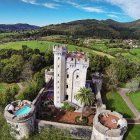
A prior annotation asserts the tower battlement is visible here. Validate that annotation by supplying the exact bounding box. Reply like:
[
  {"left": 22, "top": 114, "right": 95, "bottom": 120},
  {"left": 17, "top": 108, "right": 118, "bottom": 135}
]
[
  {"left": 91, "top": 110, "right": 127, "bottom": 140},
  {"left": 66, "top": 52, "right": 89, "bottom": 65},
  {"left": 53, "top": 44, "right": 67, "bottom": 54}
]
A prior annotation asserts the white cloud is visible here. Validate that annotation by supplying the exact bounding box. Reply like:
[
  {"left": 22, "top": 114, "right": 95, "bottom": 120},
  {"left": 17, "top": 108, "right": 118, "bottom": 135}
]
[
  {"left": 66, "top": 1, "right": 104, "bottom": 13},
  {"left": 82, "top": 7, "right": 104, "bottom": 13},
  {"left": 21, "top": 0, "right": 59, "bottom": 9},
  {"left": 43, "top": 3, "right": 59, "bottom": 9},
  {"left": 108, "top": 14, "right": 119, "bottom": 18},
  {"left": 105, "top": 0, "right": 140, "bottom": 19},
  {"left": 21, "top": 0, "right": 37, "bottom": 5}
]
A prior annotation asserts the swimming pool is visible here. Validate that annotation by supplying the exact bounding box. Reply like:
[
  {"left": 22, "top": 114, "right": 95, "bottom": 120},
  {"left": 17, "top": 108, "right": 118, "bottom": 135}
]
[{"left": 15, "top": 105, "right": 31, "bottom": 116}]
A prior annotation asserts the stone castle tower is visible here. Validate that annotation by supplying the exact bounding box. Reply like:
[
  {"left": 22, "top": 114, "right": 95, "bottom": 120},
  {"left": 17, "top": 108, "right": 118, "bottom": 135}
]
[
  {"left": 91, "top": 110, "right": 127, "bottom": 140},
  {"left": 53, "top": 45, "right": 89, "bottom": 107},
  {"left": 4, "top": 100, "right": 35, "bottom": 140}
]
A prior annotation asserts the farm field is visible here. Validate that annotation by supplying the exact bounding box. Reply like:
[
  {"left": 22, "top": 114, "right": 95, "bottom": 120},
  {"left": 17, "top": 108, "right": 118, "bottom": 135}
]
[
  {"left": 0, "top": 39, "right": 140, "bottom": 62},
  {"left": 130, "top": 48, "right": 140, "bottom": 57},
  {"left": 122, "top": 52, "right": 140, "bottom": 63},
  {"left": 0, "top": 40, "right": 114, "bottom": 58},
  {"left": 90, "top": 42, "right": 140, "bottom": 63},
  {"left": 127, "top": 91, "right": 140, "bottom": 112},
  {"left": 102, "top": 91, "right": 135, "bottom": 118}
]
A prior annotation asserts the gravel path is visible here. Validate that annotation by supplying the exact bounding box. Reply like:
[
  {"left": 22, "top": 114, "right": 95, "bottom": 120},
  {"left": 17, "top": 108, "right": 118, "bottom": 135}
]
[{"left": 117, "top": 88, "right": 140, "bottom": 120}]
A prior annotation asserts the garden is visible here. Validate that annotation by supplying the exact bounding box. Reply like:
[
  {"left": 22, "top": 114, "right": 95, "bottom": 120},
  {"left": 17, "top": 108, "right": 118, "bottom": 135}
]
[{"left": 38, "top": 88, "right": 96, "bottom": 126}]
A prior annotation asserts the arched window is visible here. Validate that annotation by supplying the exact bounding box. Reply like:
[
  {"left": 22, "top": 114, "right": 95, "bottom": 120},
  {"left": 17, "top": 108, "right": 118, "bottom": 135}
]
[{"left": 76, "top": 75, "right": 79, "bottom": 79}]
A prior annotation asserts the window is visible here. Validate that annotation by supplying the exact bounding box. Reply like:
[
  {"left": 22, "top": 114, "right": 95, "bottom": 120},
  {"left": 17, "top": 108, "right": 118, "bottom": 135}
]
[
  {"left": 76, "top": 75, "right": 79, "bottom": 79},
  {"left": 58, "top": 74, "right": 59, "bottom": 76},
  {"left": 58, "top": 57, "right": 60, "bottom": 60},
  {"left": 66, "top": 85, "right": 68, "bottom": 88},
  {"left": 57, "top": 81, "right": 59, "bottom": 83},
  {"left": 71, "top": 58, "right": 73, "bottom": 61},
  {"left": 65, "top": 95, "right": 68, "bottom": 100},
  {"left": 67, "top": 74, "right": 69, "bottom": 78},
  {"left": 58, "top": 65, "right": 59, "bottom": 68}
]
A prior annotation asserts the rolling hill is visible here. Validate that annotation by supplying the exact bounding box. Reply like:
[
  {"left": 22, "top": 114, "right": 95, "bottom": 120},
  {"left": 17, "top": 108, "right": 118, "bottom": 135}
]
[
  {"left": 0, "top": 23, "right": 39, "bottom": 31},
  {"left": 37, "top": 19, "right": 140, "bottom": 39},
  {"left": 0, "top": 19, "right": 140, "bottom": 39}
]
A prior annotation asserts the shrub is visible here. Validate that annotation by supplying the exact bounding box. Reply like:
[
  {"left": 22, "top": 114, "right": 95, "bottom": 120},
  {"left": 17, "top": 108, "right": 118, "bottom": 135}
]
[{"left": 62, "top": 102, "right": 75, "bottom": 111}]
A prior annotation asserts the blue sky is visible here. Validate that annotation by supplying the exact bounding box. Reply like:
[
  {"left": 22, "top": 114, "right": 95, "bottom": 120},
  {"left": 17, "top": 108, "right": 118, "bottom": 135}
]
[{"left": 0, "top": 0, "right": 139, "bottom": 26}]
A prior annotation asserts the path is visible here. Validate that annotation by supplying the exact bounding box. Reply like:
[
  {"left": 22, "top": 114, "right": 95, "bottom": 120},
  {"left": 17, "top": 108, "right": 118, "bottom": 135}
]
[
  {"left": 117, "top": 88, "right": 140, "bottom": 120},
  {"left": 15, "top": 83, "right": 24, "bottom": 98}
]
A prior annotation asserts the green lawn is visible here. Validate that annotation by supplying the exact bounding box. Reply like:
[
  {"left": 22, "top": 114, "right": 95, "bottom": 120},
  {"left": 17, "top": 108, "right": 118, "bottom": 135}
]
[
  {"left": 0, "top": 40, "right": 55, "bottom": 51},
  {"left": 124, "top": 125, "right": 140, "bottom": 140},
  {"left": 127, "top": 91, "right": 140, "bottom": 112},
  {"left": 102, "top": 91, "right": 135, "bottom": 118}
]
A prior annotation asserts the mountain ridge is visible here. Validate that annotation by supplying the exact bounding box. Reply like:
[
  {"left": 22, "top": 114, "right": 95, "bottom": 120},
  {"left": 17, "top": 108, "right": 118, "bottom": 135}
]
[
  {"left": 38, "top": 19, "right": 140, "bottom": 39},
  {"left": 0, "top": 23, "right": 39, "bottom": 31}
]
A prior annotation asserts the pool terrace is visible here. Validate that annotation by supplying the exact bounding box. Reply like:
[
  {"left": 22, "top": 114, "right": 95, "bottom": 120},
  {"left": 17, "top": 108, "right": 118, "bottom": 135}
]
[{"left": 4, "top": 100, "right": 35, "bottom": 122}]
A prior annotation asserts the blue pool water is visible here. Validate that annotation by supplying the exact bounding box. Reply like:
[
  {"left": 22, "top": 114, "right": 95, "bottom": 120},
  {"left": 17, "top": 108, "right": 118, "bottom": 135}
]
[{"left": 15, "top": 105, "right": 31, "bottom": 116}]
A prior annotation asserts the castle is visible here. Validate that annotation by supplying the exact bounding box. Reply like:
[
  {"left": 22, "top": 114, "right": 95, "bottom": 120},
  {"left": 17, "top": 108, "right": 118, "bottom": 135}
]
[
  {"left": 53, "top": 45, "right": 89, "bottom": 107},
  {"left": 4, "top": 45, "right": 127, "bottom": 140}
]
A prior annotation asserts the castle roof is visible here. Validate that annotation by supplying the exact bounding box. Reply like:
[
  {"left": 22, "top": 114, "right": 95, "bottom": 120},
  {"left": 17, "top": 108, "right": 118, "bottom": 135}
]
[{"left": 66, "top": 52, "right": 88, "bottom": 60}]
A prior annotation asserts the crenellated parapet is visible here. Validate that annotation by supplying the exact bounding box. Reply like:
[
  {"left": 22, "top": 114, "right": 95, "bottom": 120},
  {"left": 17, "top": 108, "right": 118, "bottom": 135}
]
[
  {"left": 91, "top": 110, "right": 127, "bottom": 140},
  {"left": 53, "top": 44, "right": 67, "bottom": 55}
]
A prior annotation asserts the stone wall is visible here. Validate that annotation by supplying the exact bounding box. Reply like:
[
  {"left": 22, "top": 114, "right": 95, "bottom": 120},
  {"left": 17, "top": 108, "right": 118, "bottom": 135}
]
[{"left": 36, "top": 119, "right": 92, "bottom": 140}]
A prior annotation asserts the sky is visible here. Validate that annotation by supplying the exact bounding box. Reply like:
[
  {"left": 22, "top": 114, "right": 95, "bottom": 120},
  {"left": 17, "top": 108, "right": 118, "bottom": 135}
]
[{"left": 0, "top": 0, "right": 140, "bottom": 26}]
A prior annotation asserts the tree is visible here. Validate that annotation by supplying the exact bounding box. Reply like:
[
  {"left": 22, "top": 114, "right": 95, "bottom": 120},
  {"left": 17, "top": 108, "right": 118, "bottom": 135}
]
[
  {"left": 45, "top": 50, "right": 53, "bottom": 66},
  {"left": 31, "top": 54, "right": 46, "bottom": 72},
  {"left": 2, "top": 64, "right": 20, "bottom": 83},
  {"left": 75, "top": 88, "right": 94, "bottom": 121},
  {"left": 105, "top": 64, "right": 118, "bottom": 90},
  {"left": 88, "top": 54, "right": 111, "bottom": 75}
]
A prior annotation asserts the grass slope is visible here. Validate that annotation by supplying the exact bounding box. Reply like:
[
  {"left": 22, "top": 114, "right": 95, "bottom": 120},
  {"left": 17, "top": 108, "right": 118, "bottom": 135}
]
[
  {"left": 0, "top": 40, "right": 114, "bottom": 58},
  {"left": 0, "top": 83, "right": 18, "bottom": 93},
  {"left": 102, "top": 91, "right": 135, "bottom": 118},
  {"left": 125, "top": 125, "right": 140, "bottom": 140},
  {"left": 127, "top": 91, "right": 140, "bottom": 112}
]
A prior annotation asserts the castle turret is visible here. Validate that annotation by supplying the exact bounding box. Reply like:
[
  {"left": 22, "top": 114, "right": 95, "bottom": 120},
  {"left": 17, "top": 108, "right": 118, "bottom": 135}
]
[
  {"left": 4, "top": 100, "right": 35, "bottom": 140},
  {"left": 45, "top": 68, "right": 54, "bottom": 83},
  {"left": 53, "top": 45, "right": 67, "bottom": 107},
  {"left": 91, "top": 110, "right": 127, "bottom": 140}
]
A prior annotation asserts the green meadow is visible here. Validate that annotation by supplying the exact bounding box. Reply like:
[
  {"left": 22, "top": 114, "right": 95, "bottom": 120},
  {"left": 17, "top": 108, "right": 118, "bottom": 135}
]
[
  {"left": 0, "top": 40, "right": 114, "bottom": 58},
  {"left": 102, "top": 91, "right": 135, "bottom": 118},
  {"left": 127, "top": 91, "right": 140, "bottom": 112}
]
